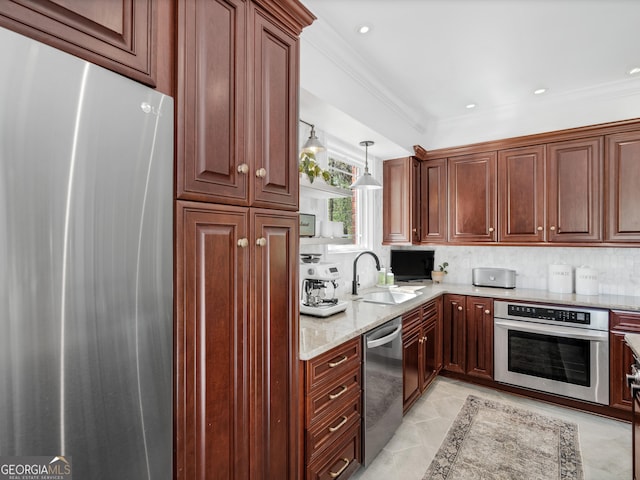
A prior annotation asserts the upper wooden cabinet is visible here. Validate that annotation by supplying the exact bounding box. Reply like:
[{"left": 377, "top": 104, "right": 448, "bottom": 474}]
[
  {"left": 177, "top": 0, "right": 311, "bottom": 210},
  {"left": 547, "top": 137, "right": 603, "bottom": 242},
  {"left": 383, "top": 157, "right": 447, "bottom": 245},
  {"left": 420, "top": 159, "right": 448, "bottom": 243},
  {"left": 383, "top": 157, "right": 418, "bottom": 245},
  {"left": 448, "top": 152, "right": 497, "bottom": 242},
  {"left": 498, "top": 145, "right": 546, "bottom": 242},
  {"left": 606, "top": 132, "right": 640, "bottom": 242},
  {"left": 0, "top": 0, "right": 161, "bottom": 88}
]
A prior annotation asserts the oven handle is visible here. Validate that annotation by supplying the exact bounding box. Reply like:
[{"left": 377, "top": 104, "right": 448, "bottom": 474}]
[{"left": 494, "top": 318, "right": 608, "bottom": 341}]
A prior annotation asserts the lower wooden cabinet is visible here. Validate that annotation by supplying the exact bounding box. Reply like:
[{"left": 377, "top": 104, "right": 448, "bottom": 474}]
[
  {"left": 442, "top": 294, "right": 493, "bottom": 380},
  {"left": 402, "top": 298, "right": 443, "bottom": 413},
  {"left": 175, "top": 201, "right": 299, "bottom": 480},
  {"left": 465, "top": 297, "right": 494, "bottom": 380},
  {"left": 304, "top": 338, "right": 362, "bottom": 480},
  {"left": 610, "top": 310, "right": 640, "bottom": 411},
  {"left": 443, "top": 294, "right": 467, "bottom": 374}
]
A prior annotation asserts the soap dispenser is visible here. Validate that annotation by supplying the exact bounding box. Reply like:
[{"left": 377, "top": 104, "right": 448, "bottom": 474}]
[
  {"left": 386, "top": 266, "right": 394, "bottom": 285},
  {"left": 377, "top": 265, "right": 386, "bottom": 285}
]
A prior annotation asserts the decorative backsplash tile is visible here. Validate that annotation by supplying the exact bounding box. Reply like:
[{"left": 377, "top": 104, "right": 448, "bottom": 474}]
[{"left": 433, "top": 246, "right": 640, "bottom": 297}]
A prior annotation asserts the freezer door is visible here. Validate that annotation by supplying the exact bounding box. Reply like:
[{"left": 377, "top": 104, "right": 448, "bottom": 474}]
[{"left": 0, "top": 27, "right": 173, "bottom": 479}]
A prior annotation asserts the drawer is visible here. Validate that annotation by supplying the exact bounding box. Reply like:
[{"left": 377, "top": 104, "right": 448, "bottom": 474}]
[
  {"left": 307, "top": 367, "right": 361, "bottom": 424},
  {"left": 611, "top": 310, "right": 640, "bottom": 332},
  {"left": 306, "top": 338, "right": 361, "bottom": 392},
  {"left": 402, "top": 306, "right": 421, "bottom": 333},
  {"left": 422, "top": 298, "right": 440, "bottom": 322},
  {"left": 306, "top": 394, "right": 361, "bottom": 462},
  {"left": 306, "top": 423, "right": 361, "bottom": 480}
]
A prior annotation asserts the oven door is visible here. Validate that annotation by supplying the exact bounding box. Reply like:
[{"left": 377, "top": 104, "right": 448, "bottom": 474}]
[{"left": 494, "top": 318, "right": 609, "bottom": 404}]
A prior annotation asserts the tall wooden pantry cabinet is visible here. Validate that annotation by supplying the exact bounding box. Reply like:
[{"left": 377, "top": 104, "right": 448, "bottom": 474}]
[{"left": 174, "top": 1, "right": 315, "bottom": 479}]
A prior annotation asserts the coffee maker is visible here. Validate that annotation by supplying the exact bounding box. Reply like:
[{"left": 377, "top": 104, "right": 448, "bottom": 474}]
[{"left": 300, "top": 261, "right": 347, "bottom": 317}]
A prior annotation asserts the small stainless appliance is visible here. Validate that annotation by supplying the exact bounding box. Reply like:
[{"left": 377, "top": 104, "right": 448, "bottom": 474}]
[
  {"left": 494, "top": 301, "right": 609, "bottom": 404},
  {"left": 472, "top": 267, "right": 516, "bottom": 288},
  {"left": 300, "top": 262, "right": 348, "bottom": 317},
  {"left": 362, "top": 317, "right": 403, "bottom": 467}
]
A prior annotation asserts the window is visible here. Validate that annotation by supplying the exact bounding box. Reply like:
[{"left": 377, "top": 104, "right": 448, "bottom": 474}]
[
  {"left": 323, "top": 150, "right": 374, "bottom": 251},
  {"left": 327, "top": 157, "right": 357, "bottom": 240}
]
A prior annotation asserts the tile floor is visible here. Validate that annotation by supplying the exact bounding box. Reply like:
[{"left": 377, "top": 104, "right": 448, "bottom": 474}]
[{"left": 353, "top": 377, "right": 632, "bottom": 480}]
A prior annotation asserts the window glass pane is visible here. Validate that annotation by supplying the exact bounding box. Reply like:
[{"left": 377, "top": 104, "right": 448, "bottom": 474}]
[{"left": 327, "top": 157, "right": 359, "bottom": 244}]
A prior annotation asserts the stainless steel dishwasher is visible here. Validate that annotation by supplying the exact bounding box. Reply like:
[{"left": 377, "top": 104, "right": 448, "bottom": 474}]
[{"left": 362, "top": 316, "right": 403, "bottom": 467}]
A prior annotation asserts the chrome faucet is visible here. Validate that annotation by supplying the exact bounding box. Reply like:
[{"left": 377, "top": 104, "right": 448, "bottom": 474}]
[{"left": 352, "top": 251, "right": 381, "bottom": 295}]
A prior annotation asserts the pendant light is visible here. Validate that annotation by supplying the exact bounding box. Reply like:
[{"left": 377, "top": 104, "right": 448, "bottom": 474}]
[
  {"left": 300, "top": 119, "right": 325, "bottom": 154},
  {"left": 350, "top": 140, "right": 382, "bottom": 190}
]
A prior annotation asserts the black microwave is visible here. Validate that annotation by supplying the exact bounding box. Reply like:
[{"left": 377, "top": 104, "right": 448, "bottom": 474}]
[{"left": 390, "top": 249, "right": 435, "bottom": 281}]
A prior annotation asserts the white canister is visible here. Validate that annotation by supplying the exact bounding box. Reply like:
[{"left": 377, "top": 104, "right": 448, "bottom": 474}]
[
  {"left": 575, "top": 266, "right": 599, "bottom": 295},
  {"left": 548, "top": 264, "right": 573, "bottom": 293}
]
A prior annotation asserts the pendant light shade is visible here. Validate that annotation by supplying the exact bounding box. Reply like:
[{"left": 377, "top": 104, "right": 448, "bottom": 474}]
[
  {"left": 300, "top": 120, "right": 325, "bottom": 154},
  {"left": 350, "top": 140, "right": 382, "bottom": 190}
]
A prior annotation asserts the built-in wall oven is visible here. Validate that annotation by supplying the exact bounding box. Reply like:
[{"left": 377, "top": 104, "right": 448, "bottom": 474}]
[{"left": 494, "top": 301, "right": 609, "bottom": 405}]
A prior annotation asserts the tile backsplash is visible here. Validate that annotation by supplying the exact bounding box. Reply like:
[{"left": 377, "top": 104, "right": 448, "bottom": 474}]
[
  {"left": 432, "top": 245, "right": 640, "bottom": 297},
  {"left": 300, "top": 242, "right": 640, "bottom": 298}
]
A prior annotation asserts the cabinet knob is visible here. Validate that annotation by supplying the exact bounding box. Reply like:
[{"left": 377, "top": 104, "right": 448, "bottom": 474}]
[
  {"left": 255, "top": 167, "right": 267, "bottom": 178},
  {"left": 412, "top": 228, "right": 417, "bottom": 233},
  {"left": 537, "top": 226, "right": 543, "bottom": 231},
  {"left": 256, "top": 237, "right": 267, "bottom": 247},
  {"left": 550, "top": 225, "right": 556, "bottom": 231},
  {"left": 484, "top": 309, "right": 491, "bottom": 315},
  {"left": 237, "top": 238, "right": 249, "bottom": 248},
  {"left": 488, "top": 227, "right": 494, "bottom": 233},
  {"left": 457, "top": 305, "right": 463, "bottom": 311},
  {"left": 237, "top": 163, "right": 249, "bottom": 174},
  {"left": 423, "top": 336, "right": 428, "bottom": 342}
]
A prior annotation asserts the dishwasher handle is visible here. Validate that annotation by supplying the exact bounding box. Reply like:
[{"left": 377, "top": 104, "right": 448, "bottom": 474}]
[{"left": 366, "top": 325, "right": 402, "bottom": 349}]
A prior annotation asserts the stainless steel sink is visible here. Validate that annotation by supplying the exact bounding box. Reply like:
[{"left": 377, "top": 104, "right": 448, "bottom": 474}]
[{"left": 359, "top": 290, "right": 420, "bottom": 305}]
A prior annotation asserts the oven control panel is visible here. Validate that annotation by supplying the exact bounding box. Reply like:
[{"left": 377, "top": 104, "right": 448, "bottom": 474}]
[{"left": 507, "top": 304, "right": 589, "bottom": 324}]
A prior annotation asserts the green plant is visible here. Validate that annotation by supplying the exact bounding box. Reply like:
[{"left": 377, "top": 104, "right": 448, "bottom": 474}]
[
  {"left": 437, "top": 262, "right": 449, "bottom": 274},
  {"left": 299, "top": 151, "right": 330, "bottom": 184}
]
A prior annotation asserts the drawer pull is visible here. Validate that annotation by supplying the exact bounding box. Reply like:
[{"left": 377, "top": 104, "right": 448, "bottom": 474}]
[
  {"left": 329, "top": 458, "right": 350, "bottom": 478},
  {"left": 329, "top": 385, "right": 348, "bottom": 400},
  {"left": 328, "top": 355, "right": 348, "bottom": 368},
  {"left": 328, "top": 415, "right": 348, "bottom": 433}
]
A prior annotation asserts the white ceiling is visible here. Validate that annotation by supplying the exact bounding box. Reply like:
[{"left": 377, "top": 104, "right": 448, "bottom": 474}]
[{"left": 299, "top": 0, "right": 640, "bottom": 158}]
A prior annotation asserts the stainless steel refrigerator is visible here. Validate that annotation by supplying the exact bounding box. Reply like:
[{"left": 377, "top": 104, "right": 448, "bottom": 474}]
[{"left": 0, "top": 27, "right": 173, "bottom": 479}]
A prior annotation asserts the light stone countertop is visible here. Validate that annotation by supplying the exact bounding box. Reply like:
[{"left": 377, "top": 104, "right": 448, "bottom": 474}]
[
  {"left": 299, "top": 281, "right": 640, "bottom": 360},
  {"left": 625, "top": 333, "right": 640, "bottom": 360}
]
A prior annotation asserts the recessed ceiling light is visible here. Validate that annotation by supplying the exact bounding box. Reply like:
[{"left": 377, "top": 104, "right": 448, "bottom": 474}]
[
  {"left": 628, "top": 67, "right": 640, "bottom": 76},
  {"left": 357, "top": 24, "right": 371, "bottom": 34},
  {"left": 466, "top": 103, "right": 476, "bottom": 109},
  {"left": 534, "top": 88, "right": 547, "bottom": 95}
]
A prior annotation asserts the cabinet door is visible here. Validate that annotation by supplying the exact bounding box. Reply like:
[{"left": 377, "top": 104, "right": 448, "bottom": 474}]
[
  {"left": 176, "top": 0, "right": 249, "bottom": 205},
  {"left": 421, "top": 319, "right": 440, "bottom": 390},
  {"left": 175, "top": 201, "right": 249, "bottom": 480},
  {"left": 442, "top": 294, "right": 466, "bottom": 374},
  {"left": 0, "top": 0, "right": 156, "bottom": 86},
  {"left": 611, "top": 331, "right": 635, "bottom": 411},
  {"left": 252, "top": 210, "right": 299, "bottom": 479},
  {"left": 383, "top": 157, "right": 415, "bottom": 245},
  {"left": 420, "top": 158, "right": 448, "bottom": 243},
  {"left": 448, "top": 152, "right": 497, "bottom": 242},
  {"left": 547, "top": 138, "right": 603, "bottom": 242},
  {"left": 402, "top": 326, "right": 422, "bottom": 413},
  {"left": 498, "top": 145, "right": 546, "bottom": 242},
  {"left": 250, "top": 6, "right": 299, "bottom": 210},
  {"left": 465, "top": 297, "right": 493, "bottom": 380},
  {"left": 606, "top": 132, "right": 640, "bottom": 242}
]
